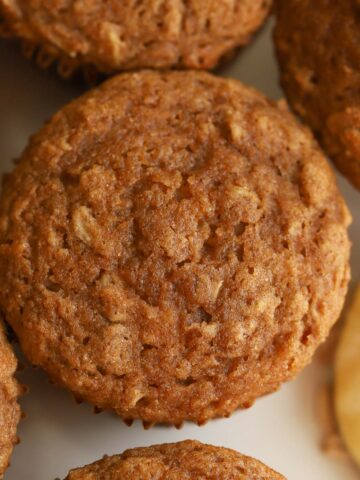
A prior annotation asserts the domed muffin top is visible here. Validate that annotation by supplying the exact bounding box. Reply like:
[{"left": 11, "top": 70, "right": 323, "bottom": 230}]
[
  {"left": 65, "top": 440, "right": 285, "bottom": 480},
  {"left": 0, "top": 71, "right": 350, "bottom": 425}
]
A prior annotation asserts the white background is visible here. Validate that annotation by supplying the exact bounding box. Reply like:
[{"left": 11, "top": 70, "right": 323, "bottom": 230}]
[{"left": 1, "top": 20, "right": 359, "bottom": 480}]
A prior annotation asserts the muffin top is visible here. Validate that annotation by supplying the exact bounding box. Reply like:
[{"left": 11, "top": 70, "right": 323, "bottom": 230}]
[
  {"left": 0, "top": 321, "right": 20, "bottom": 478},
  {"left": 0, "top": 0, "right": 271, "bottom": 74},
  {"left": 0, "top": 71, "right": 351, "bottom": 425},
  {"left": 274, "top": 0, "right": 360, "bottom": 189},
  {"left": 65, "top": 440, "right": 285, "bottom": 480}
]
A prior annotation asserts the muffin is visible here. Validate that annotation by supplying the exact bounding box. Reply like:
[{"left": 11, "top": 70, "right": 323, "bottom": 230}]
[
  {"left": 64, "top": 440, "right": 285, "bottom": 479},
  {"left": 0, "top": 321, "right": 20, "bottom": 478},
  {"left": 0, "top": 70, "right": 351, "bottom": 426},
  {"left": 0, "top": 0, "right": 272, "bottom": 78},
  {"left": 274, "top": 0, "right": 360, "bottom": 189}
]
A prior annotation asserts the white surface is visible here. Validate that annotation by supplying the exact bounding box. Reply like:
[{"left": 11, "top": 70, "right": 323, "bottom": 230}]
[{"left": 0, "top": 21, "right": 359, "bottom": 480}]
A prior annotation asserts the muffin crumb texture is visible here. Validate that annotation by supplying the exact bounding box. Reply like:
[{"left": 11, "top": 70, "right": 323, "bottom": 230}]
[{"left": 0, "top": 71, "right": 351, "bottom": 425}]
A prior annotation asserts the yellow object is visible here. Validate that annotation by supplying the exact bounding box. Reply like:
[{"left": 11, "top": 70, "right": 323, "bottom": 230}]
[{"left": 335, "top": 285, "right": 360, "bottom": 466}]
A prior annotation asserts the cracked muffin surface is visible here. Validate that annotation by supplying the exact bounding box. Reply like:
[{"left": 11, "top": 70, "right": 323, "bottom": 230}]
[
  {"left": 274, "top": 0, "right": 360, "bottom": 189},
  {"left": 0, "top": 321, "right": 20, "bottom": 478},
  {"left": 0, "top": 70, "right": 351, "bottom": 425},
  {"left": 64, "top": 440, "right": 285, "bottom": 479},
  {"left": 0, "top": 0, "right": 272, "bottom": 75}
]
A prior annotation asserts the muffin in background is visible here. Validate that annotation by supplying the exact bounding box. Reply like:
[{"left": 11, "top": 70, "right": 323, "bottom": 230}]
[
  {"left": 0, "top": 321, "right": 21, "bottom": 478},
  {"left": 274, "top": 0, "right": 360, "bottom": 190},
  {"left": 64, "top": 440, "right": 286, "bottom": 479},
  {"left": 0, "top": 0, "right": 272, "bottom": 79}
]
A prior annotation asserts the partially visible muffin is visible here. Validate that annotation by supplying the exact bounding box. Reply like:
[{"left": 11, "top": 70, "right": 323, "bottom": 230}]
[
  {"left": 0, "top": 70, "right": 351, "bottom": 426},
  {"left": 274, "top": 0, "right": 360, "bottom": 189},
  {"left": 0, "top": 0, "right": 272, "bottom": 77},
  {"left": 0, "top": 321, "right": 20, "bottom": 478},
  {"left": 64, "top": 440, "right": 285, "bottom": 479}
]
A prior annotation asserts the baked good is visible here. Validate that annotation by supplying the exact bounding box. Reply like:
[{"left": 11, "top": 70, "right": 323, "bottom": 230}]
[
  {"left": 64, "top": 440, "right": 285, "bottom": 479},
  {"left": 0, "top": 321, "right": 20, "bottom": 478},
  {"left": 0, "top": 70, "right": 351, "bottom": 425},
  {"left": 274, "top": 0, "right": 360, "bottom": 189},
  {"left": 0, "top": 0, "right": 272, "bottom": 78}
]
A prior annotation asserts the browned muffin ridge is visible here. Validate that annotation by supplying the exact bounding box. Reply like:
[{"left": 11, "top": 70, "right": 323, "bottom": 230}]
[
  {"left": 64, "top": 440, "right": 285, "bottom": 479},
  {"left": 0, "top": 321, "right": 20, "bottom": 478},
  {"left": 0, "top": 70, "right": 351, "bottom": 425},
  {"left": 0, "top": 0, "right": 272, "bottom": 77},
  {"left": 274, "top": 0, "right": 360, "bottom": 189}
]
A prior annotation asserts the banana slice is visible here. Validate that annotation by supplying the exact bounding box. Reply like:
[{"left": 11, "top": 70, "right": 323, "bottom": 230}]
[{"left": 335, "top": 285, "right": 360, "bottom": 466}]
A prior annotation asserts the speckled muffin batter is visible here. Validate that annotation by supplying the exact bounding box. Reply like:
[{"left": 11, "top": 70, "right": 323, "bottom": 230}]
[
  {"left": 274, "top": 0, "right": 360, "bottom": 190},
  {"left": 64, "top": 441, "right": 285, "bottom": 479},
  {"left": 0, "top": 71, "right": 351, "bottom": 426},
  {"left": 0, "top": 321, "right": 20, "bottom": 478},
  {"left": 0, "top": 0, "right": 272, "bottom": 77}
]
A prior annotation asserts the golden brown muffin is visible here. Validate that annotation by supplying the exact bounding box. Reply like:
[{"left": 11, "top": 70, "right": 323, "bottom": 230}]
[
  {"left": 0, "top": 0, "right": 272, "bottom": 78},
  {"left": 0, "top": 321, "right": 20, "bottom": 478},
  {"left": 64, "top": 440, "right": 285, "bottom": 479},
  {"left": 0, "top": 71, "right": 351, "bottom": 426},
  {"left": 274, "top": 0, "right": 360, "bottom": 190}
]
